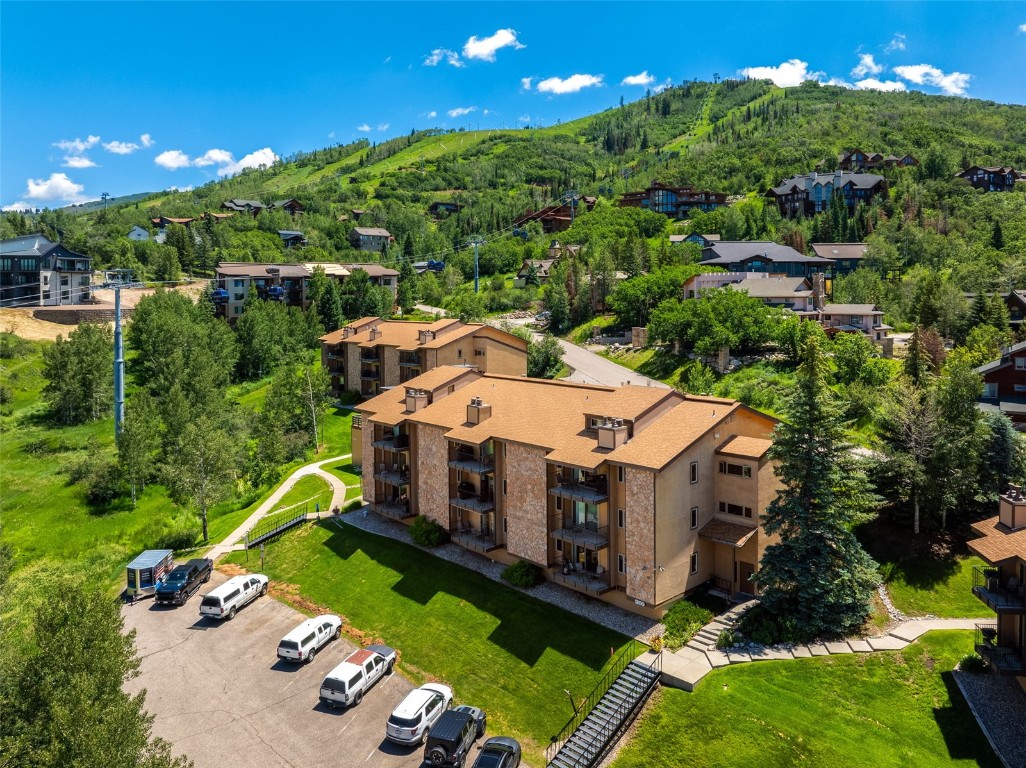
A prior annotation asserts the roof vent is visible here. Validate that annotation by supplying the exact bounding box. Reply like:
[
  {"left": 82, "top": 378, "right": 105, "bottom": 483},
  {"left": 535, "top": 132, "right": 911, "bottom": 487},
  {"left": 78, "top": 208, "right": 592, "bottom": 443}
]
[
  {"left": 597, "top": 418, "right": 629, "bottom": 450},
  {"left": 467, "top": 397, "right": 491, "bottom": 425},
  {"left": 405, "top": 388, "right": 429, "bottom": 413}
]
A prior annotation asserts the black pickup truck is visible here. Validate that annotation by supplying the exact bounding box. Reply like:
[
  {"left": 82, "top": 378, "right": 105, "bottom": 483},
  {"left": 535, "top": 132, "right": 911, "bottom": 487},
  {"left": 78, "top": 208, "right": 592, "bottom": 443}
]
[{"left": 154, "top": 558, "right": 213, "bottom": 606}]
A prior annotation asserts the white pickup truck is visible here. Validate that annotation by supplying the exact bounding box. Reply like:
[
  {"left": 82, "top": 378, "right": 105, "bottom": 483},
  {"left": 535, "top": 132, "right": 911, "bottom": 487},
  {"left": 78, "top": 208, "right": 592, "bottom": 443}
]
[
  {"left": 319, "top": 644, "right": 396, "bottom": 708},
  {"left": 198, "top": 574, "right": 268, "bottom": 621}
]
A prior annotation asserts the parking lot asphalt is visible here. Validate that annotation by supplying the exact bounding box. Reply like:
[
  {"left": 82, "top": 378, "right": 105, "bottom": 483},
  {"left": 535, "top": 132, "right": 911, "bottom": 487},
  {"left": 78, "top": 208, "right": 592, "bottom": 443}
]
[{"left": 122, "top": 571, "right": 424, "bottom": 768}]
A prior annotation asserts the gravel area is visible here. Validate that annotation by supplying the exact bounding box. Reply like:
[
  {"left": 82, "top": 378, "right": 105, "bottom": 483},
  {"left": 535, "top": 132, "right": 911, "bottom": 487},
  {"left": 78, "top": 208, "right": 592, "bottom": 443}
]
[
  {"left": 338, "top": 508, "right": 662, "bottom": 642},
  {"left": 953, "top": 670, "right": 1026, "bottom": 768}
]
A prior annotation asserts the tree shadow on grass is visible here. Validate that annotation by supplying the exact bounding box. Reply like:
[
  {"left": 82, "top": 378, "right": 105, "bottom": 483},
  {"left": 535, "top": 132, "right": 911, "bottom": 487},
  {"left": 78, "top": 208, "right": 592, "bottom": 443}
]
[
  {"left": 934, "top": 671, "right": 1003, "bottom": 767},
  {"left": 316, "top": 520, "right": 625, "bottom": 669},
  {"left": 857, "top": 518, "right": 965, "bottom": 592}
]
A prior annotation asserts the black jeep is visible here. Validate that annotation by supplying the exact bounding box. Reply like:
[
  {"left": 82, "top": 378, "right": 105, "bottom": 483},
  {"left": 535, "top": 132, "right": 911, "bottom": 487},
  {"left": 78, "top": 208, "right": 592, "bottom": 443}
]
[{"left": 424, "top": 709, "right": 479, "bottom": 768}]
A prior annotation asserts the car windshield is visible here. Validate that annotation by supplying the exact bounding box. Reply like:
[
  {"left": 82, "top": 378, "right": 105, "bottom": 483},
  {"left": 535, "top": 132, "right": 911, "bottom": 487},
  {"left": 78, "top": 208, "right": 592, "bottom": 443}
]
[
  {"left": 165, "top": 572, "right": 187, "bottom": 584},
  {"left": 474, "top": 753, "right": 506, "bottom": 768},
  {"left": 388, "top": 714, "right": 420, "bottom": 728}
]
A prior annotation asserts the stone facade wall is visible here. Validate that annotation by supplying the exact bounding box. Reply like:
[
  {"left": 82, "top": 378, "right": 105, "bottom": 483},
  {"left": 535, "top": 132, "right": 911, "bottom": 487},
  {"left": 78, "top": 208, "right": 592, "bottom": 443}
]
[
  {"left": 625, "top": 468, "right": 656, "bottom": 604},
  {"left": 361, "top": 424, "right": 375, "bottom": 502},
  {"left": 33, "top": 306, "right": 134, "bottom": 325},
  {"left": 344, "top": 343, "right": 362, "bottom": 394},
  {"left": 414, "top": 424, "right": 449, "bottom": 527},
  {"left": 504, "top": 443, "right": 549, "bottom": 566},
  {"left": 381, "top": 346, "right": 400, "bottom": 388}
]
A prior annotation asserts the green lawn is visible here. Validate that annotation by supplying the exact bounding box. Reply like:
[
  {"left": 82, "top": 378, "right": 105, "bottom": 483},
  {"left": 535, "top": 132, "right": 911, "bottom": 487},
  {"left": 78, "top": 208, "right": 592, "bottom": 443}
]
[
  {"left": 320, "top": 459, "right": 362, "bottom": 499},
  {"left": 879, "top": 555, "right": 988, "bottom": 618},
  {"left": 224, "top": 521, "right": 632, "bottom": 763},
  {"left": 612, "top": 631, "right": 998, "bottom": 768},
  {"left": 275, "top": 475, "right": 333, "bottom": 513}
]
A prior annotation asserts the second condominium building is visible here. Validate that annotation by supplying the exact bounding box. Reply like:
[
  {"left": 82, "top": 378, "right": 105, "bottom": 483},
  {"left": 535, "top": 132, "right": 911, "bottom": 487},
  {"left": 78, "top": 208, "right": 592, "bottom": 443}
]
[{"left": 354, "top": 366, "right": 781, "bottom": 617}]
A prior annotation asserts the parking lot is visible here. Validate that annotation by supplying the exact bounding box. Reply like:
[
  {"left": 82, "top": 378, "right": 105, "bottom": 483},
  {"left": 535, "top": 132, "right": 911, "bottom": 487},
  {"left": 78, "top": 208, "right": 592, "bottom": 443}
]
[{"left": 122, "top": 571, "right": 425, "bottom": 768}]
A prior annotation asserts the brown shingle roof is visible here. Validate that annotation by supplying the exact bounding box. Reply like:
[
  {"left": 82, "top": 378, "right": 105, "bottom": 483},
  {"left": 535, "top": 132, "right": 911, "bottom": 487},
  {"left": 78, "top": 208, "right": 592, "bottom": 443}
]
[
  {"left": 356, "top": 367, "right": 481, "bottom": 426},
  {"left": 969, "top": 516, "right": 1026, "bottom": 564},
  {"left": 716, "top": 435, "right": 773, "bottom": 460},
  {"left": 698, "top": 519, "right": 757, "bottom": 547},
  {"left": 611, "top": 397, "right": 741, "bottom": 470}
]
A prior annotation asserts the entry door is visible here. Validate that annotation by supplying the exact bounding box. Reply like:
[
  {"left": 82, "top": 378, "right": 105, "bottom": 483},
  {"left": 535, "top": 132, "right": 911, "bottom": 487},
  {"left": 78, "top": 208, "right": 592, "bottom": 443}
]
[{"left": 739, "top": 562, "right": 756, "bottom": 595}]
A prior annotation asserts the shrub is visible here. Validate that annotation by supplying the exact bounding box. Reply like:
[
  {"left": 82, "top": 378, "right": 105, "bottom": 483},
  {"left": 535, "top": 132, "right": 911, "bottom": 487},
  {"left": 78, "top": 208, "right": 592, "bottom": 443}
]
[
  {"left": 958, "top": 653, "right": 987, "bottom": 674},
  {"left": 153, "top": 523, "right": 201, "bottom": 551},
  {"left": 501, "top": 560, "right": 544, "bottom": 588},
  {"left": 662, "top": 599, "right": 714, "bottom": 650},
  {"left": 86, "top": 461, "right": 128, "bottom": 506},
  {"left": 738, "top": 604, "right": 805, "bottom": 645},
  {"left": 409, "top": 515, "right": 447, "bottom": 547},
  {"left": 649, "top": 635, "right": 664, "bottom": 652},
  {"left": 716, "top": 629, "right": 736, "bottom": 649}
]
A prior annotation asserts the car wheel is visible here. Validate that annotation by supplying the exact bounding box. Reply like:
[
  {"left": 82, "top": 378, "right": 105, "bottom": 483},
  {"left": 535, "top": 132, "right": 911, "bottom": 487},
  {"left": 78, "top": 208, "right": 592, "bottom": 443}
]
[
  {"left": 260, "top": 583, "right": 268, "bottom": 596},
  {"left": 429, "top": 747, "right": 447, "bottom": 764},
  {"left": 306, "top": 647, "right": 316, "bottom": 664},
  {"left": 354, "top": 691, "right": 363, "bottom": 706},
  {"left": 203, "top": 571, "right": 211, "bottom": 583},
  {"left": 386, "top": 660, "right": 394, "bottom": 674},
  {"left": 227, "top": 606, "right": 237, "bottom": 620},
  {"left": 478, "top": 717, "right": 486, "bottom": 738},
  {"left": 420, "top": 729, "right": 428, "bottom": 746},
  {"left": 333, "top": 626, "right": 341, "bottom": 641}
]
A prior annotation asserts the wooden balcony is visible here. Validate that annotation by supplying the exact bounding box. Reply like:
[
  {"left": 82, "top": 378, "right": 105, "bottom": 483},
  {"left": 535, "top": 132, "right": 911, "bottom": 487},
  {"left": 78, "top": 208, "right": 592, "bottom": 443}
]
[
  {"left": 373, "top": 434, "right": 410, "bottom": 452},
  {"left": 972, "top": 567, "right": 1025, "bottom": 614},
  {"left": 448, "top": 451, "right": 495, "bottom": 475},
  {"left": 378, "top": 466, "right": 411, "bottom": 487},
  {"left": 975, "top": 623, "right": 1025, "bottom": 676},
  {"left": 449, "top": 494, "right": 495, "bottom": 514}
]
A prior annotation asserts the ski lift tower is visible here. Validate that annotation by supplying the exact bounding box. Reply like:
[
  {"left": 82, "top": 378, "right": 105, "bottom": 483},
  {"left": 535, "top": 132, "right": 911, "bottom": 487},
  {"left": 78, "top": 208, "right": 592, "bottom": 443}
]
[
  {"left": 561, "top": 189, "right": 580, "bottom": 225},
  {"left": 103, "top": 269, "right": 145, "bottom": 438},
  {"left": 467, "top": 235, "right": 485, "bottom": 293}
]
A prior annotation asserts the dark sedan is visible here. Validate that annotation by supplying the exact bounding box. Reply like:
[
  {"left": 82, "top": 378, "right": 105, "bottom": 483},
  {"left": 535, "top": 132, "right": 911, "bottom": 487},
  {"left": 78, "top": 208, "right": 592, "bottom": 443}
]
[{"left": 471, "top": 736, "right": 520, "bottom": 768}]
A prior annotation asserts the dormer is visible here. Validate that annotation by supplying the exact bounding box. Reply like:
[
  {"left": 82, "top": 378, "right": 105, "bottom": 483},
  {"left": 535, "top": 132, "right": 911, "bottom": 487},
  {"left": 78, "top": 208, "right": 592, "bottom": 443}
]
[
  {"left": 999, "top": 484, "right": 1026, "bottom": 531},
  {"left": 596, "top": 418, "right": 629, "bottom": 449},
  {"left": 467, "top": 396, "right": 491, "bottom": 425},
  {"left": 405, "top": 388, "right": 429, "bottom": 413}
]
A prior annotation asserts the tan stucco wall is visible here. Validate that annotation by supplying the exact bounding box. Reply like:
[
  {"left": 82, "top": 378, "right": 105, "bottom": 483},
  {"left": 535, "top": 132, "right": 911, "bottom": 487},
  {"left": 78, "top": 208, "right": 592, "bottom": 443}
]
[
  {"left": 504, "top": 443, "right": 549, "bottom": 566},
  {"left": 625, "top": 468, "right": 656, "bottom": 604},
  {"left": 473, "top": 336, "right": 528, "bottom": 376},
  {"left": 413, "top": 424, "right": 450, "bottom": 527}
]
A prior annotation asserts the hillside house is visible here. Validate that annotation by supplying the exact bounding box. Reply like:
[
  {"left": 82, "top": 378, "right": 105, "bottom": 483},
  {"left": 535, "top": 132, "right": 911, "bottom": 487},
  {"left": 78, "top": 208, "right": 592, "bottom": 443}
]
[
  {"left": 278, "top": 230, "right": 308, "bottom": 248},
  {"left": 513, "top": 258, "right": 557, "bottom": 288},
  {"left": 819, "top": 303, "right": 891, "bottom": 346},
  {"left": 321, "top": 319, "right": 527, "bottom": 398},
  {"left": 810, "top": 243, "right": 868, "bottom": 278},
  {"left": 699, "top": 241, "right": 835, "bottom": 279},
  {"left": 765, "top": 171, "right": 887, "bottom": 218},
  {"left": 354, "top": 366, "right": 781, "bottom": 617},
  {"left": 0, "top": 235, "right": 93, "bottom": 307},
  {"left": 340, "top": 263, "right": 398, "bottom": 299},
  {"left": 272, "top": 198, "right": 305, "bottom": 215},
  {"left": 350, "top": 227, "right": 393, "bottom": 253},
  {"left": 150, "top": 216, "right": 196, "bottom": 229},
  {"left": 968, "top": 485, "right": 1026, "bottom": 677},
  {"left": 976, "top": 341, "right": 1026, "bottom": 427},
  {"left": 512, "top": 196, "right": 597, "bottom": 235},
  {"left": 965, "top": 291, "right": 1026, "bottom": 329},
  {"left": 428, "top": 201, "right": 463, "bottom": 217},
  {"left": 957, "top": 166, "right": 1026, "bottom": 193},
  {"left": 618, "top": 181, "right": 727, "bottom": 219},
  {"left": 221, "top": 199, "right": 266, "bottom": 215},
  {"left": 836, "top": 148, "right": 918, "bottom": 171},
  {"left": 214, "top": 262, "right": 309, "bottom": 319},
  {"left": 729, "top": 276, "right": 817, "bottom": 315},
  {"left": 127, "top": 225, "right": 150, "bottom": 241}
]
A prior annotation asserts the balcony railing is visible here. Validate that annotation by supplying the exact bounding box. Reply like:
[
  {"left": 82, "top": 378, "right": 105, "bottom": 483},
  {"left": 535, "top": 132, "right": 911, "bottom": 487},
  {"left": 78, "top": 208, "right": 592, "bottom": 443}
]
[
  {"left": 449, "top": 494, "right": 495, "bottom": 514},
  {"left": 972, "top": 566, "right": 1026, "bottom": 613},
  {"left": 550, "top": 476, "right": 609, "bottom": 503},
  {"left": 360, "top": 368, "right": 379, "bottom": 380},
  {"left": 378, "top": 465, "right": 411, "bottom": 486},
  {"left": 375, "top": 499, "right": 412, "bottom": 520},
  {"left": 550, "top": 521, "right": 609, "bottom": 549},
  {"left": 373, "top": 434, "right": 410, "bottom": 452},
  {"left": 450, "top": 516, "right": 500, "bottom": 553},
  {"left": 399, "top": 355, "right": 422, "bottom": 368},
  {"left": 360, "top": 351, "right": 380, "bottom": 363},
  {"left": 449, "top": 452, "right": 495, "bottom": 475},
  {"left": 975, "top": 622, "right": 1025, "bottom": 675},
  {"left": 553, "top": 560, "right": 612, "bottom": 595}
]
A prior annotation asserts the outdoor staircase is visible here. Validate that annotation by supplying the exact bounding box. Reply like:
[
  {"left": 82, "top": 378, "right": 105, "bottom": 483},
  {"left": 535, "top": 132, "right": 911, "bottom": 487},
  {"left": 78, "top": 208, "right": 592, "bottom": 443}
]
[
  {"left": 685, "top": 616, "right": 732, "bottom": 653},
  {"left": 546, "top": 658, "right": 661, "bottom": 768}
]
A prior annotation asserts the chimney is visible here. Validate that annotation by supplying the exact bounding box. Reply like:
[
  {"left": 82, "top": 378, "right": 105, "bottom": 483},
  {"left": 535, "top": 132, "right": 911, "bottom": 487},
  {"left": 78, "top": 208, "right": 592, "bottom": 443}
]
[
  {"left": 596, "top": 418, "right": 629, "bottom": 449},
  {"left": 812, "top": 272, "right": 826, "bottom": 311},
  {"left": 809, "top": 171, "right": 818, "bottom": 182},
  {"left": 369, "top": 326, "right": 381, "bottom": 341},
  {"left": 466, "top": 396, "right": 492, "bottom": 425},
  {"left": 405, "top": 388, "right": 429, "bottom": 412},
  {"left": 342, "top": 325, "right": 353, "bottom": 339}
]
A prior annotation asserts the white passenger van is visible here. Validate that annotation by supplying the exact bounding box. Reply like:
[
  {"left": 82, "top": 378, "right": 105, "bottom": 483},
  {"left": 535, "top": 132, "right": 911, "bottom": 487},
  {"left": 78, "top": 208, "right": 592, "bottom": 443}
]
[{"left": 198, "top": 574, "right": 268, "bottom": 620}]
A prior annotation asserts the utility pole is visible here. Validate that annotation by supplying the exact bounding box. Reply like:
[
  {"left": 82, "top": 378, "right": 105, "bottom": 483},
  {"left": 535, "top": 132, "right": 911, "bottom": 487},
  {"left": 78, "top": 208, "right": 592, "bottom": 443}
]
[{"left": 468, "top": 236, "right": 484, "bottom": 293}]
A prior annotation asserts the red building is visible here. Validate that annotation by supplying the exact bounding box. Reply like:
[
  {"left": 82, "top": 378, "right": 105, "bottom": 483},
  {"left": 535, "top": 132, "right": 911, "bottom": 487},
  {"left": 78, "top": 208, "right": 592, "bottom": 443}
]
[{"left": 977, "top": 341, "right": 1026, "bottom": 427}]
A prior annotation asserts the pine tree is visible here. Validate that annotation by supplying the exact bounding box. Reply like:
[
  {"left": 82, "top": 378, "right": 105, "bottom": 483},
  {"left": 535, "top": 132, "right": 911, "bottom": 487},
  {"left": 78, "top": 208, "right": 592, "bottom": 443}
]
[
  {"left": 755, "top": 336, "right": 879, "bottom": 640},
  {"left": 992, "top": 220, "right": 1004, "bottom": 250},
  {"left": 902, "top": 327, "right": 934, "bottom": 387}
]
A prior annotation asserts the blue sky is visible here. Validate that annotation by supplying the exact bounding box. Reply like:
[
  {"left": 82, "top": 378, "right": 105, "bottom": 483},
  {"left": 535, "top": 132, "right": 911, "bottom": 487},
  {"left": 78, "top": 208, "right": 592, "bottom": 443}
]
[{"left": 2, "top": 1, "right": 1025, "bottom": 210}]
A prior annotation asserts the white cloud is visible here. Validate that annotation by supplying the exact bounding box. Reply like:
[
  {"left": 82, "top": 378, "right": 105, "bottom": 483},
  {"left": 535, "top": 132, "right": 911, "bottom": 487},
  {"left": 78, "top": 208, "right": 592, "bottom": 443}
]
[
  {"left": 154, "top": 150, "right": 192, "bottom": 169},
  {"left": 328, "top": 131, "right": 336, "bottom": 139},
  {"left": 621, "top": 71, "right": 655, "bottom": 87},
  {"left": 3, "top": 201, "right": 35, "bottom": 212},
  {"left": 462, "top": 28, "right": 524, "bottom": 62},
  {"left": 885, "top": 33, "right": 907, "bottom": 53},
  {"left": 851, "top": 54, "right": 883, "bottom": 78},
  {"left": 384, "top": 56, "right": 392, "bottom": 63},
  {"left": 739, "top": 59, "right": 817, "bottom": 87},
  {"left": 427, "top": 111, "right": 437, "bottom": 119},
  {"left": 855, "top": 78, "right": 907, "bottom": 92},
  {"left": 518, "top": 114, "right": 531, "bottom": 123},
  {"left": 377, "top": 123, "right": 390, "bottom": 131},
  {"left": 140, "top": 133, "right": 154, "bottom": 148},
  {"left": 652, "top": 78, "right": 674, "bottom": 94},
  {"left": 424, "top": 48, "right": 462, "bottom": 67},
  {"left": 1018, "top": 23, "right": 1026, "bottom": 33},
  {"left": 53, "top": 135, "right": 100, "bottom": 154},
  {"left": 167, "top": 185, "right": 193, "bottom": 192},
  {"left": 193, "top": 148, "right": 234, "bottom": 167},
  {"left": 893, "top": 63, "right": 970, "bottom": 96},
  {"left": 357, "top": 124, "right": 371, "bottom": 132},
  {"left": 447, "top": 106, "right": 477, "bottom": 118},
  {"left": 824, "top": 77, "right": 854, "bottom": 88},
  {"left": 520, "top": 77, "right": 533, "bottom": 91},
  {"left": 217, "top": 147, "right": 278, "bottom": 176},
  {"left": 536, "top": 73, "right": 604, "bottom": 95},
  {"left": 24, "top": 172, "right": 86, "bottom": 202},
  {"left": 103, "top": 140, "right": 140, "bottom": 154},
  {"left": 62, "top": 155, "right": 98, "bottom": 168}
]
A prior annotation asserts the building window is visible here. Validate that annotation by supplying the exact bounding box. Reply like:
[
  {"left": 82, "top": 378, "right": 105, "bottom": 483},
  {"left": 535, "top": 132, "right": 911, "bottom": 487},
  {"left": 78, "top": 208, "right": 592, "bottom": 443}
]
[
  {"left": 502, "top": 479, "right": 507, "bottom": 496},
  {"left": 617, "top": 466, "right": 625, "bottom": 483},
  {"left": 690, "top": 552, "right": 698, "bottom": 574},
  {"left": 503, "top": 517, "right": 507, "bottom": 533},
  {"left": 983, "top": 383, "right": 998, "bottom": 398},
  {"left": 618, "top": 554, "right": 626, "bottom": 574},
  {"left": 457, "top": 349, "right": 463, "bottom": 359},
  {"left": 233, "top": 306, "right": 241, "bottom": 315},
  {"left": 555, "top": 496, "right": 562, "bottom": 511},
  {"left": 719, "top": 501, "right": 753, "bottom": 519},
  {"left": 690, "top": 461, "right": 699, "bottom": 484},
  {"left": 1016, "top": 357, "right": 1026, "bottom": 370},
  {"left": 719, "top": 461, "right": 752, "bottom": 478},
  {"left": 618, "top": 509, "right": 625, "bottom": 528},
  {"left": 690, "top": 507, "right": 698, "bottom": 529}
]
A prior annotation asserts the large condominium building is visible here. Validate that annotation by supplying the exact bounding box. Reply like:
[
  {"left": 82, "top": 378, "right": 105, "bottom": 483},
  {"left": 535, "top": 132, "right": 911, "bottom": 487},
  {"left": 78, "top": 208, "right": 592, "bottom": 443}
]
[
  {"left": 321, "top": 318, "right": 528, "bottom": 399},
  {"left": 354, "top": 366, "right": 780, "bottom": 617}
]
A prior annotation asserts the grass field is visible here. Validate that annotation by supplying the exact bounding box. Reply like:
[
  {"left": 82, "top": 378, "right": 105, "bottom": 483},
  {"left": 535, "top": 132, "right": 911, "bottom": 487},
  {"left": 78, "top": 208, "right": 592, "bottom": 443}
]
[
  {"left": 611, "top": 631, "right": 998, "bottom": 768},
  {"left": 224, "top": 521, "right": 632, "bottom": 764}
]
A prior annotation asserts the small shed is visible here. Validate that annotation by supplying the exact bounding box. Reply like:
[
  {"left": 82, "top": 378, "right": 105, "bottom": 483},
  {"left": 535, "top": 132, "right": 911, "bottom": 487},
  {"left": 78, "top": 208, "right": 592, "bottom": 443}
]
[{"left": 125, "top": 549, "right": 174, "bottom": 597}]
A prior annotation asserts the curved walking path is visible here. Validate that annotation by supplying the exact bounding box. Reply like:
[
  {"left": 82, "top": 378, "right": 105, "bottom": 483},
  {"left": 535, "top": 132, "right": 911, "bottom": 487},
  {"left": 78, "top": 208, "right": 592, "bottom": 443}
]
[
  {"left": 650, "top": 602, "right": 988, "bottom": 691},
  {"left": 205, "top": 453, "right": 353, "bottom": 560}
]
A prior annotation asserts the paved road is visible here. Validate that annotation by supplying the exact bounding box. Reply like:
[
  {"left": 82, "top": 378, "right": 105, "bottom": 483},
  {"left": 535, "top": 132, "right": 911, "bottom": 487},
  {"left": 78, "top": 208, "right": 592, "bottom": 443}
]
[
  {"left": 557, "top": 341, "right": 669, "bottom": 389},
  {"left": 123, "top": 571, "right": 419, "bottom": 768}
]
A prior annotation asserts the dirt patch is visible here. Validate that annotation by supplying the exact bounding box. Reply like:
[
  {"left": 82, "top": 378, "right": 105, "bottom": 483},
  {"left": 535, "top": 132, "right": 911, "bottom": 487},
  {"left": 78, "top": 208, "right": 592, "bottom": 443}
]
[
  {"left": 0, "top": 310, "right": 82, "bottom": 342},
  {"left": 216, "top": 562, "right": 250, "bottom": 578}
]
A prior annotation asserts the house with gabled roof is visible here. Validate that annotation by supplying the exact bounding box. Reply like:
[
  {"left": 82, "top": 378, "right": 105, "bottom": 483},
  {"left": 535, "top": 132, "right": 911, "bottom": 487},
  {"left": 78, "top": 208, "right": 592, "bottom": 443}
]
[
  {"left": 976, "top": 340, "right": 1026, "bottom": 427},
  {"left": 810, "top": 242, "right": 868, "bottom": 278},
  {"left": 350, "top": 227, "right": 393, "bottom": 253},
  {"left": 699, "top": 241, "right": 835, "bottom": 279},
  {"left": 221, "top": 199, "right": 267, "bottom": 215},
  {"left": 0, "top": 234, "right": 92, "bottom": 307},
  {"left": 765, "top": 170, "right": 887, "bottom": 218},
  {"left": 957, "top": 166, "right": 1026, "bottom": 193}
]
